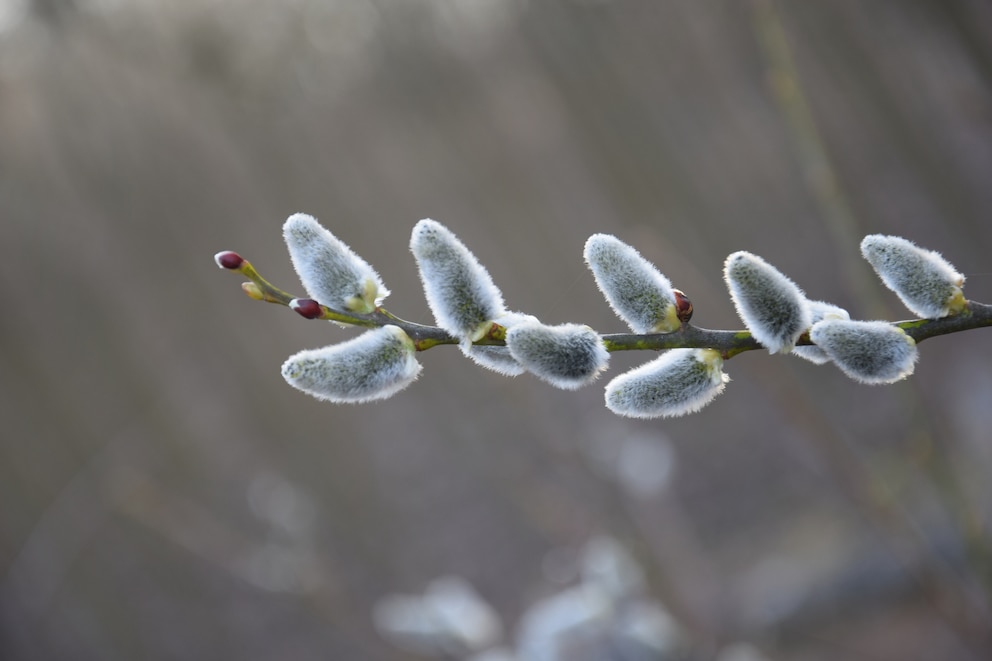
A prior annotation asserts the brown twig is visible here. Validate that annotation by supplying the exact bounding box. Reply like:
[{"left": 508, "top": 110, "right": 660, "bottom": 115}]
[{"left": 218, "top": 252, "right": 992, "bottom": 359}]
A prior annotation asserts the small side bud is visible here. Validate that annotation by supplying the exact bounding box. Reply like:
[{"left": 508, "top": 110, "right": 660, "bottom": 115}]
[
  {"left": 241, "top": 282, "right": 264, "bottom": 300},
  {"left": 290, "top": 298, "right": 324, "bottom": 319},
  {"left": 860, "top": 234, "right": 966, "bottom": 318},
  {"left": 673, "top": 289, "right": 694, "bottom": 324},
  {"left": 460, "top": 312, "right": 539, "bottom": 376},
  {"left": 791, "top": 300, "right": 850, "bottom": 365},
  {"left": 505, "top": 322, "right": 609, "bottom": 390},
  {"left": 281, "top": 325, "right": 422, "bottom": 403},
  {"left": 283, "top": 213, "right": 390, "bottom": 314},
  {"left": 724, "top": 251, "right": 812, "bottom": 354},
  {"left": 605, "top": 349, "right": 729, "bottom": 419},
  {"left": 410, "top": 219, "right": 507, "bottom": 342},
  {"left": 215, "top": 250, "right": 244, "bottom": 270},
  {"left": 583, "top": 234, "right": 682, "bottom": 333},
  {"left": 810, "top": 319, "right": 918, "bottom": 385}
]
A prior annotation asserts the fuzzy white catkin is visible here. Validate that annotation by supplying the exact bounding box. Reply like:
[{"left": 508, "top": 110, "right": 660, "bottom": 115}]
[
  {"left": 459, "top": 345, "right": 524, "bottom": 376},
  {"left": 505, "top": 322, "right": 610, "bottom": 390},
  {"left": 459, "top": 311, "right": 539, "bottom": 376},
  {"left": 583, "top": 234, "right": 681, "bottom": 333},
  {"left": 860, "top": 234, "right": 966, "bottom": 318},
  {"left": 283, "top": 213, "right": 389, "bottom": 313},
  {"left": 809, "top": 319, "right": 918, "bottom": 385},
  {"left": 410, "top": 219, "right": 507, "bottom": 342},
  {"left": 791, "top": 300, "right": 850, "bottom": 365},
  {"left": 724, "top": 251, "right": 812, "bottom": 354},
  {"left": 281, "top": 325, "right": 421, "bottom": 403},
  {"left": 605, "top": 349, "right": 729, "bottom": 419}
]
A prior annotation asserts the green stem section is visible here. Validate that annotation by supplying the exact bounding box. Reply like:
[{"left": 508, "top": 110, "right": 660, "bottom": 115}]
[{"left": 229, "top": 256, "right": 992, "bottom": 357}]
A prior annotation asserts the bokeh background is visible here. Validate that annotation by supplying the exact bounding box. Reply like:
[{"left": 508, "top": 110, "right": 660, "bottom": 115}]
[{"left": 2, "top": 1, "right": 992, "bottom": 659}]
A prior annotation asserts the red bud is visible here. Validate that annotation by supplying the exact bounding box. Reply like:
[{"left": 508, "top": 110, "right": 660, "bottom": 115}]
[
  {"left": 291, "top": 298, "right": 323, "bottom": 319},
  {"left": 673, "top": 289, "right": 693, "bottom": 323},
  {"left": 215, "top": 251, "right": 244, "bottom": 270}
]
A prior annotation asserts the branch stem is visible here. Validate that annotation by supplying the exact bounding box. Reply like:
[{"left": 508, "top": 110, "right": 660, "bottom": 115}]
[{"left": 227, "top": 255, "right": 992, "bottom": 357}]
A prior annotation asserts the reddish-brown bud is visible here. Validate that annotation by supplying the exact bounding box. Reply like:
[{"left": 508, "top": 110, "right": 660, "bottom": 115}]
[
  {"left": 214, "top": 251, "right": 244, "bottom": 270},
  {"left": 291, "top": 298, "right": 324, "bottom": 319},
  {"left": 673, "top": 289, "right": 693, "bottom": 324}
]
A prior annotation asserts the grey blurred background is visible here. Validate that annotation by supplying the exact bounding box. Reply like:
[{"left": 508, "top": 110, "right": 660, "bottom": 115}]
[{"left": 2, "top": 1, "right": 992, "bottom": 659}]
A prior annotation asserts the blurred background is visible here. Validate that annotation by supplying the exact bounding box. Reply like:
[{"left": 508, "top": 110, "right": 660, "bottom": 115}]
[{"left": 2, "top": 1, "right": 992, "bottom": 659}]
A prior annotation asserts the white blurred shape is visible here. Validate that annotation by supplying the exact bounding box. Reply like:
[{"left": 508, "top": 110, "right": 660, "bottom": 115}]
[
  {"left": 516, "top": 585, "right": 612, "bottom": 661},
  {"left": 0, "top": 0, "right": 26, "bottom": 35},
  {"left": 581, "top": 430, "right": 677, "bottom": 500},
  {"left": 616, "top": 434, "right": 676, "bottom": 499},
  {"left": 580, "top": 536, "right": 645, "bottom": 600},
  {"left": 373, "top": 593, "right": 451, "bottom": 657},
  {"left": 246, "top": 471, "right": 316, "bottom": 539},
  {"left": 580, "top": 428, "right": 623, "bottom": 476},
  {"left": 374, "top": 576, "right": 503, "bottom": 656},
  {"left": 235, "top": 543, "right": 321, "bottom": 594},
  {"left": 614, "top": 600, "right": 683, "bottom": 654},
  {"left": 426, "top": 576, "right": 504, "bottom": 651}
]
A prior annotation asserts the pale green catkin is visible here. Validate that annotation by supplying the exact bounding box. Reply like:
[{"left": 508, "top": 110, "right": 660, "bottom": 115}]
[
  {"left": 283, "top": 213, "right": 389, "bottom": 313},
  {"left": 861, "top": 234, "right": 966, "bottom": 319},
  {"left": 281, "top": 326, "right": 421, "bottom": 403},
  {"left": 605, "top": 349, "right": 729, "bottom": 419},
  {"left": 410, "top": 219, "right": 507, "bottom": 342},
  {"left": 810, "top": 319, "right": 918, "bottom": 385},
  {"left": 724, "top": 251, "right": 812, "bottom": 354},
  {"left": 506, "top": 321, "right": 610, "bottom": 390},
  {"left": 583, "top": 234, "right": 680, "bottom": 333}
]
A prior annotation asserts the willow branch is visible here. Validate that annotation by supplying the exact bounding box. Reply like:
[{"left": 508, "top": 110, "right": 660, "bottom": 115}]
[{"left": 224, "top": 254, "right": 992, "bottom": 359}]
